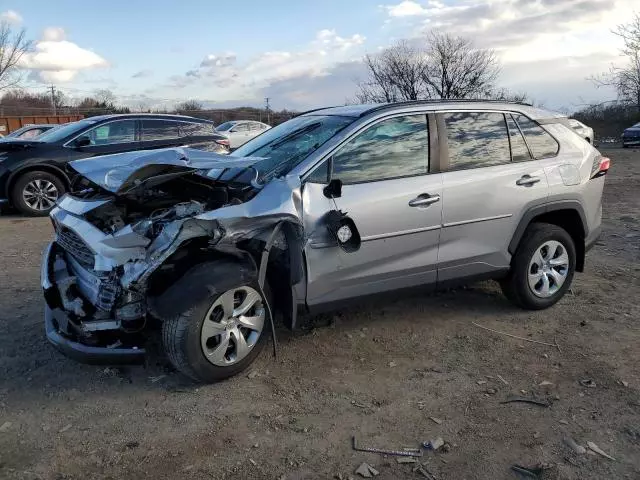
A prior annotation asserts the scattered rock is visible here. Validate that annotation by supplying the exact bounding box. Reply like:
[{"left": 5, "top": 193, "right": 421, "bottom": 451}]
[
  {"left": 539, "top": 380, "right": 553, "bottom": 387},
  {"left": 579, "top": 379, "right": 596, "bottom": 388},
  {"left": 125, "top": 441, "right": 139, "bottom": 449},
  {"left": 253, "top": 443, "right": 259, "bottom": 448},
  {"left": 559, "top": 420, "right": 569, "bottom": 425},
  {"left": 247, "top": 371, "right": 259, "bottom": 379},
  {"left": 355, "top": 462, "right": 379, "bottom": 478},
  {"left": 621, "top": 381, "right": 629, "bottom": 387},
  {"left": 563, "top": 436, "right": 586, "bottom": 455},
  {"left": 486, "top": 388, "right": 497, "bottom": 395},
  {"left": 429, "top": 416, "right": 443, "bottom": 425},
  {"left": 533, "top": 432, "right": 541, "bottom": 439},
  {"left": 587, "top": 441, "right": 616, "bottom": 461},
  {"left": 428, "top": 437, "right": 445, "bottom": 451},
  {"left": 476, "top": 380, "right": 487, "bottom": 385},
  {"left": 249, "top": 459, "right": 257, "bottom": 466},
  {"left": 59, "top": 424, "right": 72, "bottom": 433},
  {"left": 0, "top": 421, "right": 12, "bottom": 433},
  {"left": 497, "top": 375, "right": 509, "bottom": 385}
]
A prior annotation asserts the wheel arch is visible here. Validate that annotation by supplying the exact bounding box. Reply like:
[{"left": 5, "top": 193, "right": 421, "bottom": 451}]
[
  {"left": 509, "top": 202, "right": 587, "bottom": 272},
  {"left": 6, "top": 164, "right": 71, "bottom": 198}
]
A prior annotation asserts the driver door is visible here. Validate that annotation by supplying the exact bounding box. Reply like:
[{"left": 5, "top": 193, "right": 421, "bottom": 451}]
[{"left": 302, "top": 114, "right": 443, "bottom": 306}]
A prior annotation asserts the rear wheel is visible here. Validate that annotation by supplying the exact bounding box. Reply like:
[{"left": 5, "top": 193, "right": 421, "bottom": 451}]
[
  {"left": 11, "top": 171, "right": 65, "bottom": 216},
  {"left": 501, "top": 223, "right": 576, "bottom": 310},
  {"left": 162, "top": 282, "right": 270, "bottom": 383}
]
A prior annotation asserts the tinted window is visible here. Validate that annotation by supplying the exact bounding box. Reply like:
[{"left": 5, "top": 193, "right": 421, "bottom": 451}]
[
  {"left": 179, "top": 122, "right": 214, "bottom": 137},
  {"left": 216, "top": 122, "right": 235, "bottom": 131},
  {"left": 506, "top": 115, "right": 531, "bottom": 162},
  {"left": 249, "top": 123, "right": 262, "bottom": 131},
  {"left": 514, "top": 114, "right": 559, "bottom": 158},
  {"left": 142, "top": 120, "right": 179, "bottom": 141},
  {"left": 85, "top": 120, "right": 136, "bottom": 145},
  {"left": 306, "top": 161, "right": 329, "bottom": 184},
  {"left": 332, "top": 115, "right": 428, "bottom": 184},
  {"left": 443, "top": 112, "right": 510, "bottom": 170}
]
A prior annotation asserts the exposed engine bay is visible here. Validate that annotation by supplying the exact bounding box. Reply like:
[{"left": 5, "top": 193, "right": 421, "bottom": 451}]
[{"left": 42, "top": 148, "right": 306, "bottom": 353}]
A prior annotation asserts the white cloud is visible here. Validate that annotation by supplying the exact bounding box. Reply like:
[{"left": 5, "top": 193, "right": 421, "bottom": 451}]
[
  {"left": 315, "top": 29, "right": 366, "bottom": 50},
  {"left": 20, "top": 28, "right": 108, "bottom": 83},
  {"left": 386, "top": 1, "right": 429, "bottom": 17},
  {"left": 200, "top": 52, "right": 236, "bottom": 68},
  {"left": 0, "top": 10, "right": 22, "bottom": 24},
  {"left": 42, "top": 27, "right": 66, "bottom": 42},
  {"left": 132, "top": 69, "right": 153, "bottom": 79}
]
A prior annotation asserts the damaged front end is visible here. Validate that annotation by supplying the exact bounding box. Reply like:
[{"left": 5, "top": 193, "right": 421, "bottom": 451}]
[{"left": 41, "top": 147, "right": 304, "bottom": 364}]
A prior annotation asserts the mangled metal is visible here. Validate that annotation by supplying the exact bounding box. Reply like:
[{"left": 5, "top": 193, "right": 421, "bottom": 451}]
[{"left": 44, "top": 147, "right": 306, "bottom": 346}]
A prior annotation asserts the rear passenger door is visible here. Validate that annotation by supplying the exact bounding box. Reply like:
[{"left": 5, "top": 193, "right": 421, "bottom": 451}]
[
  {"left": 437, "top": 111, "right": 550, "bottom": 281},
  {"left": 303, "top": 113, "right": 442, "bottom": 306},
  {"left": 140, "top": 119, "right": 182, "bottom": 150}
]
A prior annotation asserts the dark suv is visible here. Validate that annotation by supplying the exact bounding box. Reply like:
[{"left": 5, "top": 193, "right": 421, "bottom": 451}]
[{"left": 0, "top": 114, "right": 230, "bottom": 216}]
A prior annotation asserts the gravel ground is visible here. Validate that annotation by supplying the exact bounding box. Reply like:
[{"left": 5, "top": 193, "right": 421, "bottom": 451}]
[{"left": 0, "top": 148, "right": 638, "bottom": 480}]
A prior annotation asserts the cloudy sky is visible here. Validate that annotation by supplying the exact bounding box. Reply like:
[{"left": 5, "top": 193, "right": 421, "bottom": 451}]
[{"left": 2, "top": 0, "right": 636, "bottom": 112}]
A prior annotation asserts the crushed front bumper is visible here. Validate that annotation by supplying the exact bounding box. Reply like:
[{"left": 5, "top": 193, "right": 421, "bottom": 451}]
[{"left": 41, "top": 242, "right": 146, "bottom": 365}]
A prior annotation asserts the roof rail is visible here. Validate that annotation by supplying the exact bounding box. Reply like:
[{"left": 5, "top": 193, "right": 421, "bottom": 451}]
[
  {"left": 359, "top": 99, "right": 534, "bottom": 117},
  {"left": 296, "top": 105, "right": 344, "bottom": 116}
]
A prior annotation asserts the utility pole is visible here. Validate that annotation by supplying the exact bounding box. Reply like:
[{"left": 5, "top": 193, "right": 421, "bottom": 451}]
[
  {"left": 265, "top": 97, "right": 271, "bottom": 125},
  {"left": 50, "top": 85, "right": 57, "bottom": 115}
]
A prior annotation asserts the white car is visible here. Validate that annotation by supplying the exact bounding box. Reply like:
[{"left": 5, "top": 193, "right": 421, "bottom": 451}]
[
  {"left": 216, "top": 120, "right": 271, "bottom": 149},
  {"left": 568, "top": 119, "right": 595, "bottom": 144}
]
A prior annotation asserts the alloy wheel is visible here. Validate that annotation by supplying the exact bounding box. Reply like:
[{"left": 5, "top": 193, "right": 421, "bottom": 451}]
[
  {"left": 527, "top": 240, "right": 570, "bottom": 298},
  {"left": 200, "top": 286, "right": 265, "bottom": 366},
  {"left": 22, "top": 179, "right": 59, "bottom": 211}
]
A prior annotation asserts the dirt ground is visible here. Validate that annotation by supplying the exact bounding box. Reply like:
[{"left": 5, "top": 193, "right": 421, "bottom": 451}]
[{"left": 0, "top": 148, "right": 638, "bottom": 480}]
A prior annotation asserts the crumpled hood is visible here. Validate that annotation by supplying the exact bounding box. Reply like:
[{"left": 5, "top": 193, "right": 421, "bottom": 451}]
[{"left": 68, "top": 147, "right": 264, "bottom": 194}]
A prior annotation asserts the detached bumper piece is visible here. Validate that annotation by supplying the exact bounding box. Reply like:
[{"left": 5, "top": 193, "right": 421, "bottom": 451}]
[{"left": 41, "top": 242, "right": 146, "bottom": 365}]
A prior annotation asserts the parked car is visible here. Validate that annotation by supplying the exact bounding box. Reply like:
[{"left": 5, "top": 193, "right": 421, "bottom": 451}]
[
  {"left": 568, "top": 119, "right": 594, "bottom": 144},
  {"left": 0, "top": 114, "right": 230, "bottom": 216},
  {"left": 215, "top": 120, "right": 271, "bottom": 148},
  {"left": 41, "top": 100, "right": 608, "bottom": 383},
  {"left": 1, "top": 124, "right": 58, "bottom": 140},
  {"left": 622, "top": 122, "right": 640, "bottom": 148}
]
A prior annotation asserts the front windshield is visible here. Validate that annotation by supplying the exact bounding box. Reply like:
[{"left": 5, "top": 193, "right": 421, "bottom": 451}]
[
  {"left": 36, "top": 120, "right": 97, "bottom": 143},
  {"left": 216, "top": 122, "right": 235, "bottom": 131},
  {"left": 231, "top": 115, "right": 355, "bottom": 181}
]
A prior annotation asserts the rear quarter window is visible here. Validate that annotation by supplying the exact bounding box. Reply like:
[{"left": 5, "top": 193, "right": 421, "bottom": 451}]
[{"left": 514, "top": 114, "right": 560, "bottom": 159}]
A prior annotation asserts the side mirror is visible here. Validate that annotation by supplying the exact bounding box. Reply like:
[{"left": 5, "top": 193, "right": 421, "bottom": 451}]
[
  {"left": 323, "top": 178, "right": 342, "bottom": 199},
  {"left": 73, "top": 136, "right": 91, "bottom": 148}
]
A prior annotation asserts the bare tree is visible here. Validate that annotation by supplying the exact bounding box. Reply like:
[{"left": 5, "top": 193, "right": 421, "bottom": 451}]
[
  {"left": 0, "top": 21, "right": 32, "bottom": 90},
  {"left": 175, "top": 100, "right": 203, "bottom": 113},
  {"left": 94, "top": 89, "right": 116, "bottom": 105},
  {"left": 490, "top": 88, "right": 530, "bottom": 103},
  {"left": 591, "top": 12, "right": 640, "bottom": 109},
  {"left": 356, "top": 32, "right": 500, "bottom": 103},
  {"left": 422, "top": 31, "right": 499, "bottom": 99}
]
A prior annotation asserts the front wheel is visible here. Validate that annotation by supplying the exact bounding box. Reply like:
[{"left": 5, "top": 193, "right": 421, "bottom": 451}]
[
  {"left": 162, "top": 282, "right": 270, "bottom": 383},
  {"left": 11, "top": 171, "right": 66, "bottom": 216},
  {"left": 501, "top": 223, "right": 576, "bottom": 310}
]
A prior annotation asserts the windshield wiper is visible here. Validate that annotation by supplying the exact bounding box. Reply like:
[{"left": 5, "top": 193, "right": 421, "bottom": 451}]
[{"left": 268, "top": 122, "right": 321, "bottom": 150}]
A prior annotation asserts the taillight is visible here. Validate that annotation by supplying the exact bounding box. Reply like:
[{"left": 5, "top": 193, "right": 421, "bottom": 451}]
[
  {"left": 215, "top": 138, "right": 230, "bottom": 147},
  {"left": 591, "top": 155, "right": 610, "bottom": 178}
]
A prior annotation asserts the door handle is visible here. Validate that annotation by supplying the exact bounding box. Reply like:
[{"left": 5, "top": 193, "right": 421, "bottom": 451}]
[
  {"left": 516, "top": 175, "right": 541, "bottom": 186},
  {"left": 408, "top": 194, "right": 440, "bottom": 207}
]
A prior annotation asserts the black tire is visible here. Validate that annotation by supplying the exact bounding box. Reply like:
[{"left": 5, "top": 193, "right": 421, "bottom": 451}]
[
  {"left": 11, "top": 170, "right": 66, "bottom": 216},
  {"left": 162, "top": 280, "right": 271, "bottom": 383},
  {"left": 500, "top": 222, "right": 576, "bottom": 310}
]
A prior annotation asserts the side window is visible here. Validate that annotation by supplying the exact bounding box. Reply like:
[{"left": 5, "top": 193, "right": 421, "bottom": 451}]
[
  {"left": 86, "top": 120, "right": 136, "bottom": 145},
  {"left": 306, "top": 161, "right": 329, "bottom": 184},
  {"left": 141, "top": 120, "right": 180, "bottom": 141},
  {"left": 249, "top": 123, "right": 262, "bottom": 131},
  {"left": 331, "top": 114, "right": 428, "bottom": 184},
  {"left": 233, "top": 123, "right": 249, "bottom": 132},
  {"left": 179, "top": 122, "right": 214, "bottom": 137},
  {"left": 443, "top": 112, "right": 510, "bottom": 170},
  {"left": 506, "top": 115, "right": 532, "bottom": 162},
  {"left": 514, "top": 114, "right": 559, "bottom": 159}
]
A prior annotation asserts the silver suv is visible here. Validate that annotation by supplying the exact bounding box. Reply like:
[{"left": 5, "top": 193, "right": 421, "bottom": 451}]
[{"left": 41, "top": 101, "right": 609, "bottom": 382}]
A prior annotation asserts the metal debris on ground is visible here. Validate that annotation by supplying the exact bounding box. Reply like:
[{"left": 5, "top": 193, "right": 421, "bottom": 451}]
[
  {"left": 58, "top": 423, "right": 72, "bottom": 433},
  {"left": 497, "top": 375, "right": 509, "bottom": 385},
  {"left": 500, "top": 396, "right": 551, "bottom": 407},
  {"left": 511, "top": 464, "right": 545, "bottom": 478},
  {"left": 429, "top": 416, "right": 443, "bottom": 425},
  {"left": 471, "top": 322, "right": 561, "bottom": 350},
  {"left": 422, "top": 437, "right": 445, "bottom": 451},
  {"left": 355, "top": 462, "right": 379, "bottom": 478},
  {"left": 586, "top": 441, "right": 616, "bottom": 461},
  {"left": 149, "top": 375, "right": 166, "bottom": 383},
  {"left": 352, "top": 436, "right": 423, "bottom": 457},
  {"left": 538, "top": 380, "right": 553, "bottom": 387},
  {"left": 562, "top": 436, "right": 586, "bottom": 455},
  {"left": 579, "top": 379, "right": 596, "bottom": 388},
  {"left": 397, "top": 457, "right": 418, "bottom": 464}
]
